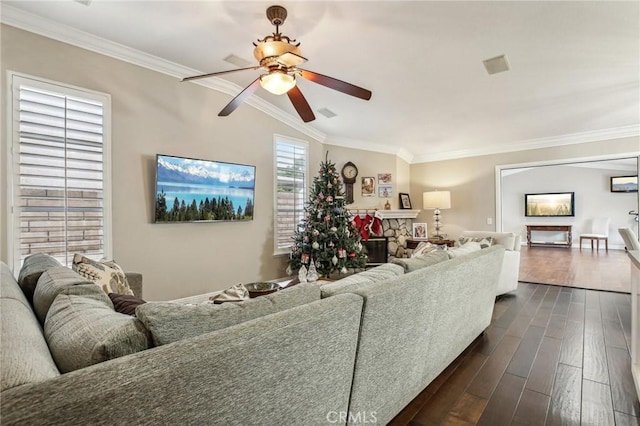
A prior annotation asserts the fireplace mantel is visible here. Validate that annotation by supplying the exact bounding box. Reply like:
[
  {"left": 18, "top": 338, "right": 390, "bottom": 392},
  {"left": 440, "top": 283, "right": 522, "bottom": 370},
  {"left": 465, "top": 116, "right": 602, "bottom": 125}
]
[{"left": 349, "top": 209, "right": 421, "bottom": 219}]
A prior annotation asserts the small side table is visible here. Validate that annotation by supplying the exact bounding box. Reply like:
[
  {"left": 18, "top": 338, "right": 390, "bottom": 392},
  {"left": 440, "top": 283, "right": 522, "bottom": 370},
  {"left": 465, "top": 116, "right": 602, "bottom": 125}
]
[
  {"left": 428, "top": 238, "right": 456, "bottom": 247},
  {"left": 407, "top": 238, "right": 456, "bottom": 249}
]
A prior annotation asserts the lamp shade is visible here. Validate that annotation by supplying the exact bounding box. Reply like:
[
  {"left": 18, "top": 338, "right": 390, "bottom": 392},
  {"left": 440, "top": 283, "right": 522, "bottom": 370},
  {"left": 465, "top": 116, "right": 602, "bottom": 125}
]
[{"left": 423, "top": 191, "right": 451, "bottom": 210}]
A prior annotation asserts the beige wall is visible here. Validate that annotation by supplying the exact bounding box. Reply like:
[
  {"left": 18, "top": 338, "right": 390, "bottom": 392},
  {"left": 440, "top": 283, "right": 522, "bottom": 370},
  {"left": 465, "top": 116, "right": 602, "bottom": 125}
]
[
  {"left": 410, "top": 137, "right": 639, "bottom": 240},
  {"left": 324, "top": 144, "right": 410, "bottom": 210},
  {"left": 1, "top": 25, "right": 323, "bottom": 300}
]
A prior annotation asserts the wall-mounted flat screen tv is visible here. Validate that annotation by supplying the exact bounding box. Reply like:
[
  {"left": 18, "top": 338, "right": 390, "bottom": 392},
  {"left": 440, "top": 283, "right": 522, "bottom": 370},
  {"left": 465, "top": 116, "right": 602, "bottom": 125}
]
[
  {"left": 610, "top": 176, "right": 638, "bottom": 193},
  {"left": 154, "top": 154, "right": 255, "bottom": 223},
  {"left": 525, "top": 192, "right": 575, "bottom": 217}
]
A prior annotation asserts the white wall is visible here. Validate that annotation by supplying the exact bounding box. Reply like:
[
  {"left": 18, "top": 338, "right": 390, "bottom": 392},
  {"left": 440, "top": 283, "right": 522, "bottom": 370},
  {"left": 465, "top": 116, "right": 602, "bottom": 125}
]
[{"left": 501, "top": 164, "right": 638, "bottom": 249}]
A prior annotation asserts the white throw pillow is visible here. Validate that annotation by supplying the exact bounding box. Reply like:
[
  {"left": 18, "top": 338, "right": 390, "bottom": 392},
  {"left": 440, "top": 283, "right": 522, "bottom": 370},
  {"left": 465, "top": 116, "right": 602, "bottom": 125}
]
[{"left": 411, "top": 242, "right": 436, "bottom": 257}]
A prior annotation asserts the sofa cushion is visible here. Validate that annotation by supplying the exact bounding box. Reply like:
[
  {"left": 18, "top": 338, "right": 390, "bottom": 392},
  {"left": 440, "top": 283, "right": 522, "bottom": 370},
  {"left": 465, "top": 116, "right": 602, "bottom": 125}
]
[
  {"left": 447, "top": 241, "right": 483, "bottom": 258},
  {"left": 390, "top": 251, "right": 450, "bottom": 273},
  {"left": 17, "top": 253, "right": 62, "bottom": 303},
  {"left": 136, "top": 282, "right": 321, "bottom": 346},
  {"left": 2, "top": 262, "right": 30, "bottom": 307},
  {"left": 72, "top": 254, "right": 134, "bottom": 296},
  {"left": 1, "top": 297, "right": 60, "bottom": 391},
  {"left": 319, "top": 263, "right": 406, "bottom": 295},
  {"left": 45, "top": 284, "right": 152, "bottom": 373},
  {"left": 33, "top": 266, "right": 94, "bottom": 325}
]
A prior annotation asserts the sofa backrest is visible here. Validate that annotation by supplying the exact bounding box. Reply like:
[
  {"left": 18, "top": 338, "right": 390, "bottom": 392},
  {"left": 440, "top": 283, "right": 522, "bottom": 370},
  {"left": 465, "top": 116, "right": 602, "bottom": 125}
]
[
  {"left": 1, "top": 293, "right": 364, "bottom": 425},
  {"left": 320, "top": 246, "right": 504, "bottom": 425},
  {"left": 1, "top": 262, "right": 60, "bottom": 391},
  {"left": 136, "top": 282, "right": 322, "bottom": 346}
]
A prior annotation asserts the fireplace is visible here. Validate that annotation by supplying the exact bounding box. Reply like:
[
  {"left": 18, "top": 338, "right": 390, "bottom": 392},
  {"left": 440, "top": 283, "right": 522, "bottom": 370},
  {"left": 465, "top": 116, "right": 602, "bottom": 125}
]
[{"left": 361, "top": 237, "right": 389, "bottom": 266}]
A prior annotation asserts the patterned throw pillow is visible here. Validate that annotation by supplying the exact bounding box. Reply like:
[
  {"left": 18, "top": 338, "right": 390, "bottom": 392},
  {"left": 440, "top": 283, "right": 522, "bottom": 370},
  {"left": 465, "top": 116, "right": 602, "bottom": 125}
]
[
  {"left": 457, "top": 236, "right": 494, "bottom": 249},
  {"left": 72, "top": 254, "right": 134, "bottom": 296}
]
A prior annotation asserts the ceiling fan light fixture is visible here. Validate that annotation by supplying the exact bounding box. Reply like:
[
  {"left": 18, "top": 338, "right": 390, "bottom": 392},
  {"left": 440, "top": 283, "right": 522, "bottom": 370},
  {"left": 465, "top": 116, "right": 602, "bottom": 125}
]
[{"left": 260, "top": 71, "right": 296, "bottom": 95}]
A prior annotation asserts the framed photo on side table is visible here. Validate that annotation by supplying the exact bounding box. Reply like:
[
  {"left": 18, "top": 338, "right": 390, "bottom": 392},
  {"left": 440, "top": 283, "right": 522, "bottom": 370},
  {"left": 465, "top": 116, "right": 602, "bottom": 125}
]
[
  {"left": 399, "top": 193, "right": 412, "bottom": 209},
  {"left": 412, "top": 223, "right": 428, "bottom": 240}
]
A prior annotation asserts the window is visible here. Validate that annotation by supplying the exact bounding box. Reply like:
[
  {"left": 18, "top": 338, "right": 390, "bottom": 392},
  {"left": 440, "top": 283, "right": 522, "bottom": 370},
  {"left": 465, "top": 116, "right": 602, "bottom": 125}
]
[
  {"left": 274, "top": 136, "right": 308, "bottom": 254},
  {"left": 10, "top": 74, "right": 111, "bottom": 270}
]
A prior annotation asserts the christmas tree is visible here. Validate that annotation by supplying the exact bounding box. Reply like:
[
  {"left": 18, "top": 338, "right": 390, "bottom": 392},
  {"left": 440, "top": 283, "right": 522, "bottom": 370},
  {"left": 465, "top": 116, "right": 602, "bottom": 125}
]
[{"left": 288, "top": 154, "right": 367, "bottom": 277}]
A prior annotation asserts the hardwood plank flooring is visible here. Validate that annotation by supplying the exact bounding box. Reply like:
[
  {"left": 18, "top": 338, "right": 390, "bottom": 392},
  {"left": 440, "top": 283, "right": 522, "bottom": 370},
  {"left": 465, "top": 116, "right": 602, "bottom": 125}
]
[
  {"left": 519, "top": 247, "right": 630, "bottom": 292},
  {"left": 391, "top": 282, "right": 639, "bottom": 425}
]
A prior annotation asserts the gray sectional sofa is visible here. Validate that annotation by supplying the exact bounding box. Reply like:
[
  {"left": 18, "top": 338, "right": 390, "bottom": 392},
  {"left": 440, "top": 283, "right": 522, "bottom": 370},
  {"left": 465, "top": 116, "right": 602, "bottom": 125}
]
[{"left": 1, "top": 245, "right": 504, "bottom": 425}]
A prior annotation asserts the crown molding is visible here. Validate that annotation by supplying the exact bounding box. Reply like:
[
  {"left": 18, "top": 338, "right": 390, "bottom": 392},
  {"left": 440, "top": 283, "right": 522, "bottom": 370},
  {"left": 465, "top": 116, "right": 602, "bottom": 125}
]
[
  {"left": 0, "top": 4, "right": 326, "bottom": 143},
  {"left": 412, "top": 124, "right": 640, "bottom": 164},
  {"left": 325, "top": 137, "right": 414, "bottom": 163}
]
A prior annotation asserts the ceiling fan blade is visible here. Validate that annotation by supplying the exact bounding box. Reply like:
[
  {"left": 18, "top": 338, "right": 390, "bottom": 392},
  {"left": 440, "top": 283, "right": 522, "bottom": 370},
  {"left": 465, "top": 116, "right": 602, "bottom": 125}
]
[
  {"left": 287, "top": 86, "right": 315, "bottom": 123},
  {"left": 298, "top": 69, "right": 372, "bottom": 101},
  {"left": 219, "top": 78, "right": 261, "bottom": 117},
  {"left": 181, "top": 66, "right": 261, "bottom": 82}
]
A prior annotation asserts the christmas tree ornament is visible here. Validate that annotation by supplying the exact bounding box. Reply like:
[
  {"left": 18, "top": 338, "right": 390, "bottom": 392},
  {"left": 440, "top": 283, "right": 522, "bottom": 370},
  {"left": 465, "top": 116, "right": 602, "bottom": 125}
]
[
  {"left": 298, "top": 265, "right": 308, "bottom": 283},
  {"left": 307, "top": 261, "right": 318, "bottom": 282},
  {"left": 338, "top": 248, "right": 347, "bottom": 258},
  {"left": 301, "top": 253, "right": 310, "bottom": 264},
  {"left": 340, "top": 266, "right": 348, "bottom": 274},
  {"left": 312, "top": 241, "right": 320, "bottom": 250},
  {"left": 332, "top": 255, "right": 338, "bottom": 265}
]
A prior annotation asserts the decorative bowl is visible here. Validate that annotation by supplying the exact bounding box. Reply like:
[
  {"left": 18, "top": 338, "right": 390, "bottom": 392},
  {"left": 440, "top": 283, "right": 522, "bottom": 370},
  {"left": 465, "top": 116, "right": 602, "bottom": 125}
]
[{"left": 244, "top": 282, "right": 280, "bottom": 298}]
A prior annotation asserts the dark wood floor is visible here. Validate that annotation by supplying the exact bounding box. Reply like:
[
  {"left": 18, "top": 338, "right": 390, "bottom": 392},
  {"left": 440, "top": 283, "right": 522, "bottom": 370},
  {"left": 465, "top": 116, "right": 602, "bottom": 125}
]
[
  {"left": 390, "top": 282, "right": 639, "bottom": 425},
  {"left": 519, "top": 247, "right": 631, "bottom": 293}
]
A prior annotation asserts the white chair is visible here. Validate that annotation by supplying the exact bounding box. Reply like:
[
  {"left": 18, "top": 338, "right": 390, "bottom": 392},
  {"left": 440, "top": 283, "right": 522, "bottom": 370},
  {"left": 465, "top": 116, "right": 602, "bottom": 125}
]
[
  {"left": 579, "top": 218, "right": 610, "bottom": 251},
  {"left": 618, "top": 227, "right": 640, "bottom": 251}
]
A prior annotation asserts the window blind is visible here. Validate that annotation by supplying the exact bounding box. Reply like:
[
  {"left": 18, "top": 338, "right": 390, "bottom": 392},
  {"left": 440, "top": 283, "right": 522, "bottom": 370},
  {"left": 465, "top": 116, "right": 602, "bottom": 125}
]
[
  {"left": 16, "top": 82, "right": 106, "bottom": 267},
  {"left": 274, "top": 138, "right": 307, "bottom": 253}
]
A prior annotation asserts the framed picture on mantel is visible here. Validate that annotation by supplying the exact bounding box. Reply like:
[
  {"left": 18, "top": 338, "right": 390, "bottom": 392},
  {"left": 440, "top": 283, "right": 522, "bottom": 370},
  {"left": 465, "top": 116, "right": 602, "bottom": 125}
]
[{"left": 399, "top": 193, "right": 412, "bottom": 209}]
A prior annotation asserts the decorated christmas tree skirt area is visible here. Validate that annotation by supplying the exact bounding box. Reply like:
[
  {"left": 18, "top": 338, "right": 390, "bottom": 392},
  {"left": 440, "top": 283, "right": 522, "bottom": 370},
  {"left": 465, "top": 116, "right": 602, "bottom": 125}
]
[{"left": 287, "top": 153, "right": 369, "bottom": 285}]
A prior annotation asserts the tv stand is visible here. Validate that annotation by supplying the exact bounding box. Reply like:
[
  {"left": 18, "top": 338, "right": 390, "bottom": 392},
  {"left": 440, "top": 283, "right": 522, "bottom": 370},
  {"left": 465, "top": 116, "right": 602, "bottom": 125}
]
[{"left": 526, "top": 225, "right": 572, "bottom": 248}]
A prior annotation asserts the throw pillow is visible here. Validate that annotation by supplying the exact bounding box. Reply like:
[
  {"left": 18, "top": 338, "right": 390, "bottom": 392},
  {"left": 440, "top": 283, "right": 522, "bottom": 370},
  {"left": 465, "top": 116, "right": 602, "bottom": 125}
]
[
  {"left": 45, "top": 284, "right": 152, "bottom": 373},
  {"left": 72, "top": 254, "right": 134, "bottom": 296},
  {"left": 411, "top": 242, "right": 436, "bottom": 257},
  {"left": 457, "top": 236, "right": 493, "bottom": 249},
  {"left": 17, "top": 253, "right": 62, "bottom": 303},
  {"left": 108, "top": 293, "right": 147, "bottom": 316}
]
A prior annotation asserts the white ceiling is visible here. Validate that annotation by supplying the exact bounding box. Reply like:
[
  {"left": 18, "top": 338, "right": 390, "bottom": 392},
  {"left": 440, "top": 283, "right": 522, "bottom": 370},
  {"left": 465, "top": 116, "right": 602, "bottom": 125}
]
[{"left": 3, "top": 1, "right": 639, "bottom": 163}]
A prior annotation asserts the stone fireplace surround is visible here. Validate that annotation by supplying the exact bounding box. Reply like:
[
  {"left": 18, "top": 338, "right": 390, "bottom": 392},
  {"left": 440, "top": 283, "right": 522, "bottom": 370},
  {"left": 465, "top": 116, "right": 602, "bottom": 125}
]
[{"left": 350, "top": 209, "right": 421, "bottom": 261}]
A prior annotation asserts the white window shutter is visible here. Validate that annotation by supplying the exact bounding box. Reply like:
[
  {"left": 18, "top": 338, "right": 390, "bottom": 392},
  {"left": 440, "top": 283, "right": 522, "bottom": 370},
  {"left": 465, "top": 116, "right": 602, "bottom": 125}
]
[
  {"left": 274, "top": 137, "right": 308, "bottom": 254},
  {"left": 13, "top": 76, "right": 109, "bottom": 269}
]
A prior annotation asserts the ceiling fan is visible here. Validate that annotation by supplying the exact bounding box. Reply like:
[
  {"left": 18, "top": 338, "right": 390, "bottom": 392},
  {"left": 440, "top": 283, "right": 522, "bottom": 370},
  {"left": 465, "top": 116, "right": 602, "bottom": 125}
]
[{"left": 181, "top": 5, "right": 372, "bottom": 123}]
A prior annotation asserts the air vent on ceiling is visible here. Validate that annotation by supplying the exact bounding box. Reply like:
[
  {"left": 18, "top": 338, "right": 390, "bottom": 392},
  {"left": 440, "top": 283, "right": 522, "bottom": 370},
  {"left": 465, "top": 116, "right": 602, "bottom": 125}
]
[
  {"left": 317, "top": 108, "right": 337, "bottom": 119},
  {"left": 483, "top": 54, "right": 510, "bottom": 75},
  {"left": 224, "top": 54, "right": 252, "bottom": 67}
]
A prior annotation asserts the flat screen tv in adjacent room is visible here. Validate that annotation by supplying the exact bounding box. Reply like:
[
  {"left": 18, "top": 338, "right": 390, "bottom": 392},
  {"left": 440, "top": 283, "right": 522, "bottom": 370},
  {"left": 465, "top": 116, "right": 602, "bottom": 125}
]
[
  {"left": 154, "top": 154, "right": 256, "bottom": 223},
  {"left": 610, "top": 175, "right": 638, "bottom": 193},
  {"left": 524, "top": 192, "right": 575, "bottom": 217}
]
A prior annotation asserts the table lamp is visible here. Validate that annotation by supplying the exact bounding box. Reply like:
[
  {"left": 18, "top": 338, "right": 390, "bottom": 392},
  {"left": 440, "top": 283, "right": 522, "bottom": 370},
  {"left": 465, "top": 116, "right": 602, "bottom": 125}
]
[{"left": 422, "top": 190, "right": 451, "bottom": 239}]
